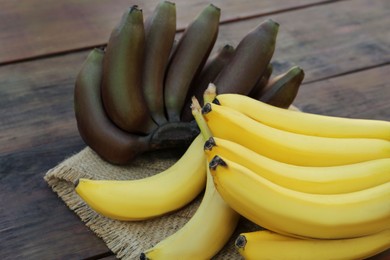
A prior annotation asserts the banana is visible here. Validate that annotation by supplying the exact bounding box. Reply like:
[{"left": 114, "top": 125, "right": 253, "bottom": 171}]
[
  {"left": 204, "top": 137, "right": 390, "bottom": 194},
  {"left": 259, "top": 65, "right": 305, "bottom": 108},
  {"left": 181, "top": 44, "right": 235, "bottom": 122},
  {"left": 101, "top": 6, "right": 157, "bottom": 134},
  {"left": 74, "top": 48, "right": 151, "bottom": 165},
  {"left": 248, "top": 63, "right": 273, "bottom": 99},
  {"left": 209, "top": 156, "right": 390, "bottom": 239},
  {"left": 164, "top": 4, "right": 220, "bottom": 122},
  {"left": 142, "top": 1, "right": 176, "bottom": 125},
  {"left": 214, "top": 93, "right": 390, "bottom": 141},
  {"left": 140, "top": 162, "right": 240, "bottom": 259},
  {"left": 214, "top": 19, "right": 279, "bottom": 95},
  {"left": 202, "top": 103, "right": 390, "bottom": 166},
  {"left": 235, "top": 229, "right": 390, "bottom": 260},
  {"left": 75, "top": 134, "right": 206, "bottom": 221}
]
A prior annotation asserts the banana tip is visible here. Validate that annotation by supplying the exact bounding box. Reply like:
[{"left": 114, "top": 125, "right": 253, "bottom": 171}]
[
  {"left": 95, "top": 46, "right": 105, "bottom": 53},
  {"left": 74, "top": 179, "right": 80, "bottom": 188},
  {"left": 235, "top": 235, "right": 247, "bottom": 249},
  {"left": 209, "top": 3, "right": 221, "bottom": 12},
  {"left": 222, "top": 44, "right": 234, "bottom": 51},
  {"left": 212, "top": 98, "right": 220, "bottom": 105},
  {"left": 201, "top": 103, "right": 212, "bottom": 114},
  {"left": 139, "top": 253, "right": 147, "bottom": 260},
  {"left": 164, "top": 1, "right": 176, "bottom": 6},
  {"left": 209, "top": 155, "right": 227, "bottom": 170},
  {"left": 204, "top": 137, "right": 216, "bottom": 151},
  {"left": 267, "top": 18, "right": 280, "bottom": 27},
  {"left": 129, "top": 5, "right": 142, "bottom": 13}
]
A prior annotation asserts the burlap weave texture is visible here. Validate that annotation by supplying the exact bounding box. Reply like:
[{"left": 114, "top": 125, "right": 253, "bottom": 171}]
[{"left": 44, "top": 146, "right": 258, "bottom": 259}]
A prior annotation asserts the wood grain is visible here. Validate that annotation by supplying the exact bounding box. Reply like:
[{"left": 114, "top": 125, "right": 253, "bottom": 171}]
[
  {"left": 0, "top": 0, "right": 389, "bottom": 259},
  {"left": 0, "top": 53, "right": 111, "bottom": 258},
  {"left": 0, "top": 0, "right": 335, "bottom": 64},
  {"left": 211, "top": 0, "right": 390, "bottom": 82},
  {"left": 295, "top": 65, "right": 390, "bottom": 120}
]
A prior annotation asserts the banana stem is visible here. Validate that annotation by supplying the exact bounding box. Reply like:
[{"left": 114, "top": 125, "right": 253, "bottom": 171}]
[
  {"left": 191, "top": 96, "right": 213, "bottom": 141},
  {"left": 203, "top": 83, "right": 217, "bottom": 104}
]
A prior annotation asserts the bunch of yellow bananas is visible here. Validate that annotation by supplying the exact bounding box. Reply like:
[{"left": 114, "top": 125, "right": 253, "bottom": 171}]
[
  {"left": 74, "top": 1, "right": 304, "bottom": 165},
  {"left": 75, "top": 85, "right": 390, "bottom": 259},
  {"left": 201, "top": 93, "right": 390, "bottom": 259}
]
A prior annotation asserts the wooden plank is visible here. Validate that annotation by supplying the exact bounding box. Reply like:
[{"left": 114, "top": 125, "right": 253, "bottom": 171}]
[
  {"left": 295, "top": 64, "right": 390, "bottom": 121},
  {"left": 0, "top": 52, "right": 87, "bottom": 155},
  {"left": 0, "top": 0, "right": 335, "bottom": 64},
  {"left": 211, "top": 0, "right": 390, "bottom": 83},
  {"left": 0, "top": 51, "right": 112, "bottom": 258},
  {"left": 0, "top": 145, "right": 115, "bottom": 259}
]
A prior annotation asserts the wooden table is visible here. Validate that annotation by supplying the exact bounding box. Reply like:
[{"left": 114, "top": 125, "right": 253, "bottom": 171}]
[{"left": 0, "top": 0, "right": 389, "bottom": 259}]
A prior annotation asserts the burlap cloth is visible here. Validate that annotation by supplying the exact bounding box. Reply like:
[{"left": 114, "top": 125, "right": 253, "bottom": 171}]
[{"left": 44, "top": 146, "right": 259, "bottom": 259}]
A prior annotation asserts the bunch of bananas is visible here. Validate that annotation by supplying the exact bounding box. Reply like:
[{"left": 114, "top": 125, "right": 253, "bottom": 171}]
[
  {"left": 75, "top": 86, "right": 390, "bottom": 259},
  {"left": 73, "top": 2, "right": 390, "bottom": 259},
  {"left": 74, "top": 1, "right": 304, "bottom": 165},
  {"left": 200, "top": 93, "right": 390, "bottom": 259}
]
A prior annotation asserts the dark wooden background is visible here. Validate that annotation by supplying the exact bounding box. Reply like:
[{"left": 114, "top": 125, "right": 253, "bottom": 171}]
[{"left": 0, "top": 0, "right": 389, "bottom": 259}]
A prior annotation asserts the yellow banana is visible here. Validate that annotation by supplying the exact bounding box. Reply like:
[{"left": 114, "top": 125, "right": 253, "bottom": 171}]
[
  {"left": 214, "top": 93, "right": 390, "bottom": 141},
  {"left": 202, "top": 103, "right": 390, "bottom": 166},
  {"left": 140, "top": 162, "right": 240, "bottom": 259},
  {"left": 209, "top": 156, "right": 390, "bottom": 239},
  {"left": 75, "top": 135, "right": 206, "bottom": 221},
  {"left": 204, "top": 137, "right": 390, "bottom": 194},
  {"left": 235, "top": 229, "right": 390, "bottom": 260}
]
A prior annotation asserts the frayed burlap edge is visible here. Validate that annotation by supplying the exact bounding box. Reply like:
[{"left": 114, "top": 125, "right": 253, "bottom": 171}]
[{"left": 44, "top": 146, "right": 259, "bottom": 259}]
